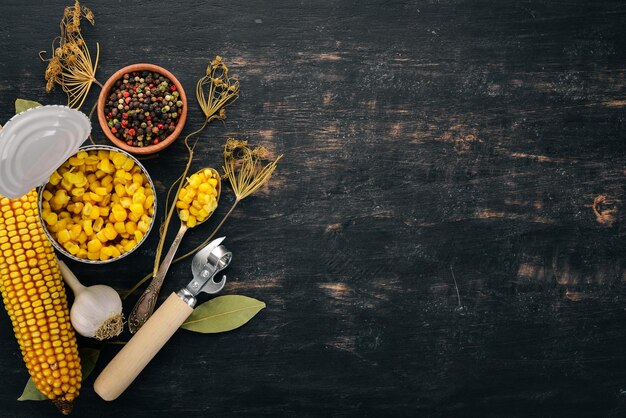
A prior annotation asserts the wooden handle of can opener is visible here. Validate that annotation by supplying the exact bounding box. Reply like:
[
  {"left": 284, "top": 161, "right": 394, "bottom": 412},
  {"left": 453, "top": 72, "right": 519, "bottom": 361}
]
[{"left": 94, "top": 292, "right": 193, "bottom": 401}]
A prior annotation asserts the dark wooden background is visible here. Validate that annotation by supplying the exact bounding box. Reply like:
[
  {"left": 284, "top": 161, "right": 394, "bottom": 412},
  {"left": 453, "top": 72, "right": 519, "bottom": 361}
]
[{"left": 1, "top": 0, "right": 626, "bottom": 416}]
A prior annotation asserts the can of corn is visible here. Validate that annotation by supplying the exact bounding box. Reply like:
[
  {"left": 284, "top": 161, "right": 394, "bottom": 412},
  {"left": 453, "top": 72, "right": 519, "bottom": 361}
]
[{"left": 0, "top": 105, "right": 157, "bottom": 264}]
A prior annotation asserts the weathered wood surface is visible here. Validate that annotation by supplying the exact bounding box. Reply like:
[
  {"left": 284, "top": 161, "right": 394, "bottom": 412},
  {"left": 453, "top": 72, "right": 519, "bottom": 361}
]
[{"left": 1, "top": 0, "right": 626, "bottom": 416}]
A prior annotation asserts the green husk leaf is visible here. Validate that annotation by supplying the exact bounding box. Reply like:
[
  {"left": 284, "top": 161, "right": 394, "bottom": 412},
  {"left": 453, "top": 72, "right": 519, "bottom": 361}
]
[
  {"left": 15, "top": 99, "right": 42, "bottom": 114},
  {"left": 17, "top": 378, "right": 47, "bottom": 401},
  {"left": 181, "top": 295, "right": 266, "bottom": 333},
  {"left": 18, "top": 347, "right": 100, "bottom": 401}
]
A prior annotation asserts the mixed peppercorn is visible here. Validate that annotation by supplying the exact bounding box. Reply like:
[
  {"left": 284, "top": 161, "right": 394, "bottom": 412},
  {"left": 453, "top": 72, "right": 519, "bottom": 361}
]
[{"left": 103, "top": 71, "right": 183, "bottom": 147}]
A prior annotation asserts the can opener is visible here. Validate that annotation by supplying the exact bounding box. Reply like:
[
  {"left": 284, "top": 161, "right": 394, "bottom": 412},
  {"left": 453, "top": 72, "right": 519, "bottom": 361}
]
[{"left": 94, "top": 237, "right": 231, "bottom": 401}]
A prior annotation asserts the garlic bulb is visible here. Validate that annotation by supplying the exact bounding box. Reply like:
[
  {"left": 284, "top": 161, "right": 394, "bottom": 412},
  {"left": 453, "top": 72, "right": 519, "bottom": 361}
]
[{"left": 59, "top": 260, "right": 124, "bottom": 340}]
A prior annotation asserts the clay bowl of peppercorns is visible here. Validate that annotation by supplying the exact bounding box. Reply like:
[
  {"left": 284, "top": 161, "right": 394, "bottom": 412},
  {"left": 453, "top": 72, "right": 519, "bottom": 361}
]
[{"left": 97, "top": 63, "right": 187, "bottom": 155}]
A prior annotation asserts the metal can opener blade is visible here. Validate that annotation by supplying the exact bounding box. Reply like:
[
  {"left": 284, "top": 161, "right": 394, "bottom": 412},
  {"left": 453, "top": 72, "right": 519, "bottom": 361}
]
[{"left": 178, "top": 236, "right": 232, "bottom": 307}]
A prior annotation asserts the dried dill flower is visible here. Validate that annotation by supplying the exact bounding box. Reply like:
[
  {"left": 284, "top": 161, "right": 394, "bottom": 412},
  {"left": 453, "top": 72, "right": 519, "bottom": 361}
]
[
  {"left": 196, "top": 55, "right": 240, "bottom": 123},
  {"left": 40, "top": 1, "right": 100, "bottom": 109},
  {"left": 223, "top": 139, "right": 282, "bottom": 201}
]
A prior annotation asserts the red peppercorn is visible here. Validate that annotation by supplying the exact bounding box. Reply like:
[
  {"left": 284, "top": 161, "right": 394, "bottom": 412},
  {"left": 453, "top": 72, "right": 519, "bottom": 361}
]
[
  {"left": 111, "top": 127, "right": 117, "bottom": 133},
  {"left": 125, "top": 97, "right": 131, "bottom": 104},
  {"left": 107, "top": 112, "right": 112, "bottom": 118},
  {"left": 149, "top": 84, "right": 154, "bottom": 88},
  {"left": 123, "top": 91, "right": 130, "bottom": 98},
  {"left": 170, "top": 85, "right": 177, "bottom": 91},
  {"left": 127, "top": 140, "right": 133, "bottom": 145},
  {"left": 121, "top": 120, "right": 128, "bottom": 128},
  {"left": 122, "top": 113, "right": 128, "bottom": 119},
  {"left": 170, "top": 122, "right": 175, "bottom": 126},
  {"left": 153, "top": 139, "right": 159, "bottom": 145},
  {"left": 128, "top": 128, "right": 136, "bottom": 136},
  {"left": 157, "top": 123, "right": 164, "bottom": 130}
]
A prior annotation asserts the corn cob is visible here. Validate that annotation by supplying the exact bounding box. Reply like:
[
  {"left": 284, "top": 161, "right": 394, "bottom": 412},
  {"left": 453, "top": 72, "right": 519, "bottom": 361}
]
[{"left": 0, "top": 190, "right": 81, "bottom": 414}]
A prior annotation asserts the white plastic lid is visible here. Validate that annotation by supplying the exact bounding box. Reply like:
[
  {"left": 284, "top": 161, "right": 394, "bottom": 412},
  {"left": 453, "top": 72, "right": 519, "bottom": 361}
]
[{"left": 0, "top": 105, "right": 91, "bottom": 198}]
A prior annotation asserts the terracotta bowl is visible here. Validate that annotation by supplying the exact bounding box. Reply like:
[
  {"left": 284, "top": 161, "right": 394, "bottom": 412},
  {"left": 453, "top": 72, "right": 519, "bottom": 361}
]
[{"left": 97, "top": 63, "right": 187, "bottom": 155}]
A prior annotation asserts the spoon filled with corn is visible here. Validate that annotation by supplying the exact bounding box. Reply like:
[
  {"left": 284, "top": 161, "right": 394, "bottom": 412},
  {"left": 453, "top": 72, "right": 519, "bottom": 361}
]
[{"left": 128, "top": 168, "right": 221, "bottom": 333}]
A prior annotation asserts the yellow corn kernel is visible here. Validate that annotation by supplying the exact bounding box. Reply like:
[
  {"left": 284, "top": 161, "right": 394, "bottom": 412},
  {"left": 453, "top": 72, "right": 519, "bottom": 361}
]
[
  {"left": 198, "top": 208, "right": 209, "bottom": 219},
  {"left": 63, "top": 242, "right": 80, "bottom": 256},
  {"left": 129, "top": 204, "right": 144, "bottom": 217},
  {"left": 134, "top": 231, "right": 144, "bottom": 242},
  {"left": 45, "top": 212, "right": 58, "bottom": 226},
  {"left": 125, "top": 221, "right": 137, "bottom": 234},
  {"left": 123, "top": 240, "right": 137, "bottom": 252},
  {"left": 77, "top": 232, "right": 88, "bottom": 245},
  {"left": 87, "top": 251, "right": 99, "bottom": 261},
  {"left": 125, "top": 183, "right": 139, "bottom": 195},
  {"left": 176, "top": 201, "right": 189, "bottom": 210},
  {"left": 49, "top": 171, "right": 62, "bottom": 185},
  {"left": 137, "top": 219, "right": 150, "bottom": 233},
  {"left": 208, "top": 178, "right": 218, "bottom": 187},
  {"left": 82, "top": 219, "right": 93, "bottom": 236},
  {"left": 179, "top": 209, "right": 189, "bottom": 222},
  {"left": 114, "top": 222, "right": 126, "bottom": 234},
  {"left": 69, "top": 224, "right": 82, "bottom": 240},
  {"left": 192, "top": 200, "right": 204, "bottom": 210},
  {"left": 144, "top": 195, "right": 154, "bottom": 210},
  {"left": 42, "top": 190, "right": 53, "bottom": 201},
  {"left": 132, "top": 193, "right": 146, "bottom": 206},
  {"left": 188, "top": 174, "right": 201, "bottom": 188},
  {"left": 187, "top": 215, "right": 197, "bottom": 228},
  {"left": 132, "top": 173, "right": 144, "bottom": 185},
  {"left": 99, "top": 250, "right": 111, "bottom": 261},
  {"left": 114, "top": 184, "right": 126, "bottom": 197},
  {"left": 111, "top": 204, "right": 126, "bottom": 222},
  {"left": 121, "top": 158, "right": 135, "bottom": 171},
  {"left": 101, "top": 175, "right": 113, "bottom": 187},
  {"left": 57, "top": 229, "right": 71, "bottom": 244},
  {"left": 108, "top": 246, "right": 121, "bottom": 258},
  {"left": 87, "top": 239, "right": 102, "bottom": 253},
  {"left": 95, "top": 230, "right": 108, "bottom": 243},
  {"left": 103, "top": 225, "right": 118, "bottom": 241},
  {"left": 94, "top": 187, "right": 108, "bottom": 196},
  {"left": 82, "top": 203, "right": 93, "bottom": 217},
  {"left": 111, "top": 152, "right": 127, "bottom": 168},
  {"left": 93, "top": 217, "right": 104, "bottom": 233},
  {"left": 198, "top": 183, "right": 211, "bottom": 193},
  {"left": 89, "top": 206, "right": 100, "bottom": 220},
  {"left": 88, "top": 192, "right": 103, "bottom": 203}
]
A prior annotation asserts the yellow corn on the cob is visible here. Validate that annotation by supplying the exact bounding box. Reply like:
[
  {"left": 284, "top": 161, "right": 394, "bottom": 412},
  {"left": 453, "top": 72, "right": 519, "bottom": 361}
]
[{"left": 0, "top": 190, "right": 81, "bottom": 414}]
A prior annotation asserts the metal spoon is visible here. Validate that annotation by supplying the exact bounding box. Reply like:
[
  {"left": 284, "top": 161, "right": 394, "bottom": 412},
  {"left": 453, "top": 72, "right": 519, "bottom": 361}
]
[{"left": 128, "top": 167, "right": 221, "bottom": 333}]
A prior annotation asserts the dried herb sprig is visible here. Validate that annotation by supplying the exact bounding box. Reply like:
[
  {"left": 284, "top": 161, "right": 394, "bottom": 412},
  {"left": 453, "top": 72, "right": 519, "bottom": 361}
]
[
  {"left": 124, "top": 139, "right": 283, "bottom": 299},
  {"left": 40, "top": 0, "right": 100, "bottom": 109},
  {"left": 197, "top": 56, "right": 240, "bottom": 123}
]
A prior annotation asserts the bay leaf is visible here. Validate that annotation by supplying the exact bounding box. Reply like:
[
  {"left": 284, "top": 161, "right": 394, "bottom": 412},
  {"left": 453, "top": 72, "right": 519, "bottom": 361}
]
[
  {"left": 18, "top": 347, "right": 100, "bottom": 401},
  {"left": 14, "top": 98, "right": 42, "bottom": 114},
  {"left": 181, "top": 295, "right": 266, "bottom": 333}
]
